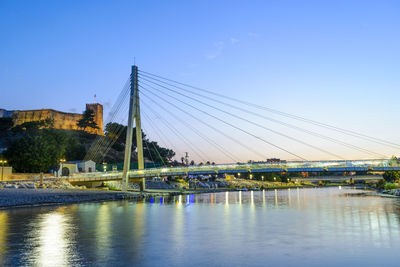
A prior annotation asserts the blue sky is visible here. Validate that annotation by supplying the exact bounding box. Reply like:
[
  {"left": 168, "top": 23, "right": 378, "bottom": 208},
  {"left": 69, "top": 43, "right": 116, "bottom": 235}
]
[{"left": 1, "top": 0, "right": 400, "bottom": 162}]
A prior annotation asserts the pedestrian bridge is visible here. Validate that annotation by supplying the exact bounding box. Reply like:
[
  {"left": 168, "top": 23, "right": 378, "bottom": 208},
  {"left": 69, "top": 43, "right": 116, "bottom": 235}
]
[{"left": 68, "top": 159, "right": 399, "bottom": 183}]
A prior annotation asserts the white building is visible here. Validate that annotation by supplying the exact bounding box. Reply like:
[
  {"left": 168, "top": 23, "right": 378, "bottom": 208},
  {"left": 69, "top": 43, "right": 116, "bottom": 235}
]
[
  {"left": 56, "top": 160, "right": 96, "bottom": 177},
  {"left": 69, "top": 160, "right": 96, "bottom": 173}
]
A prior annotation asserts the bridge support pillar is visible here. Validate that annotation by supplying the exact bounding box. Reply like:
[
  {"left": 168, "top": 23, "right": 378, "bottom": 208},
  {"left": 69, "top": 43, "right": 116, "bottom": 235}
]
[{"left": 122, "top": 65, "right": 145, "bottom": 191}]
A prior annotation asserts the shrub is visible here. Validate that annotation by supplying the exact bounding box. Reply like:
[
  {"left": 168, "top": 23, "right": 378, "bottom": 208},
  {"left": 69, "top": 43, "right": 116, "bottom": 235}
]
[{"left": 384, "top": 183, "right": 398, "bottom": 190}]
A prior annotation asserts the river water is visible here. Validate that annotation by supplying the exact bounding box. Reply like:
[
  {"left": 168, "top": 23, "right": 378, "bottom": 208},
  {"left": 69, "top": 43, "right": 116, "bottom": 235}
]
[{"left": 1, "top": 187, "right": 400, "bottom": 266}]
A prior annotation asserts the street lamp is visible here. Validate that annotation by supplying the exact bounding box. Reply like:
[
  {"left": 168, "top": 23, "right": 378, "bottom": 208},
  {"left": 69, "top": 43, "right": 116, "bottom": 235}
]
[
  {"left": 249, "top": 174, "right": 253, "bottom": 179},
  {"left": 238, "top": 173, "right": 241, "bottom": 178},
  {"left": 262, "top": 175, "right": 264, "bottom": 181},
  {"left": 274, "top": 177, "right": 276, "bottom": 181},
  {"left": 0, "top": 160, "right": 8, "bottom": 181},
  {"left": 103, "top": 162, "right": 108, "bottom": 172}
]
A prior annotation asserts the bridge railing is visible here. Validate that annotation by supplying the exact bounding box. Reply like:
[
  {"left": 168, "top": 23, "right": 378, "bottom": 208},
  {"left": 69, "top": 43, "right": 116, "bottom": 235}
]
[
  {"left": 69, "top": 159, "right": 399, "bottom": 180},
  {"left": 127, "top": 158, "right": 398, "bottom": 176}
]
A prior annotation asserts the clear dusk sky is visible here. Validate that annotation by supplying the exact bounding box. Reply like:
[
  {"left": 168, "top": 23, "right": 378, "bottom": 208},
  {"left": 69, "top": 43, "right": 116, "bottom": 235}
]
[{"left": 1, "top": 0, "right": 400, "bottom": 163}]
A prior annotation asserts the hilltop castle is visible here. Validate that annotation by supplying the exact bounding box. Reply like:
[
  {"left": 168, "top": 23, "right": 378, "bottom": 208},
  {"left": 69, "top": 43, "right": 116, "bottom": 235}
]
[{"left": 0, "top": 103, "right": 104, "bottom": 135}]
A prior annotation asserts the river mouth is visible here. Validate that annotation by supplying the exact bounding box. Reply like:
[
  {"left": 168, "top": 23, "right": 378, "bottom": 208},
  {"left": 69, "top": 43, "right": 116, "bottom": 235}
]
[{"left": 1, "top": 187, "right": 400, "bottom": 266}]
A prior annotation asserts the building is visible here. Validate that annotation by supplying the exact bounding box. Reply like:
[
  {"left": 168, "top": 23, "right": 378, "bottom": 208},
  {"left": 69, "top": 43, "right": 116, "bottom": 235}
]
[
  {"left": 70, "top": 160, "right": 96, "bottom": 173},
  {"left": 0, "top": 103, "right": 103, "bottom": 135},
  {"left": 56, "top": 160, "right": 96, "bottom": 177}
]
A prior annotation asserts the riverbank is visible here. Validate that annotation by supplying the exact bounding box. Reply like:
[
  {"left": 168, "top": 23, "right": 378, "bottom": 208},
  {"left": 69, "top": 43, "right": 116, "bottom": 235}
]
[
  {"left": 0, "top": 189, "right": 142, "bottom": 208},
  {"left": 0, "top": 185, "right": 323, "bottom": 209},
  {"left": 0, "top": 178, "right": 327, "bottom": 208}
]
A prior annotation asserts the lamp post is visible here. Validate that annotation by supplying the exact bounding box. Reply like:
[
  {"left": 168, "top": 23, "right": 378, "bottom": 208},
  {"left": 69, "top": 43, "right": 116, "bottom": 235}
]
[
  {"left": 103, "top": 162, "right": 108, "bottom": 172},
  {"left": 0, "top": 160, "right": 7, "bottom": 181}
]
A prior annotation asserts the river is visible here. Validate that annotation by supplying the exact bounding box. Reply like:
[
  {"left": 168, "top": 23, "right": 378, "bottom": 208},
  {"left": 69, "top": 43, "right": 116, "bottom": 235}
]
[{"left": 1, "top": 187, "right": 400, "bottom": 266}]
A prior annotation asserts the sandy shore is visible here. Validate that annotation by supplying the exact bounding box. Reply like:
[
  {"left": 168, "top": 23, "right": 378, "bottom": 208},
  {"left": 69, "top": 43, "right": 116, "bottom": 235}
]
[{"left": 0, "top": 189, "right": 141, "bottom": 208}]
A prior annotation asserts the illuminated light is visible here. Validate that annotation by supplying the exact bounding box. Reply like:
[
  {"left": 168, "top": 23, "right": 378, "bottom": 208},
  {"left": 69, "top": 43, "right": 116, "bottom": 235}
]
[
  {"left": 225, "top": 192, "right": 229, "bottom": 205},
  {"left": 239, "top": 191, "right": 242, "bottom": 204},
  {"left": 150, "top": 198, "right": 154, "bottom": 204},
  {"left": 160, "top": 197, "right": 163, "bottom": 204},
  {"left": 161, "top": 168, "right": 169, "bottom": 172},
  {"left": 262, "top": 190, "right": 266, "bottom": 205},
  {"left": 0, "top": 212, "right": 8, "bottom": 260},
  {"left": 35, "top": 211, "right": 69, "bottom": 266}
]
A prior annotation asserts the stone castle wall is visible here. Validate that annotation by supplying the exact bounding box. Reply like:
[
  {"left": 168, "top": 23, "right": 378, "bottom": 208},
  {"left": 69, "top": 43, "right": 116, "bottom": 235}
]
[{"left": 9, "top": 103, "right": 104, "bottom": 135}]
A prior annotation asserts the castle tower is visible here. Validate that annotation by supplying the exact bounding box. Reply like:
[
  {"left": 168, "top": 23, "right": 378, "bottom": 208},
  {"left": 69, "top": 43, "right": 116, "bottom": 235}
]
[{"left": 86, "top": 103, "right": 104, "bottom": 135}]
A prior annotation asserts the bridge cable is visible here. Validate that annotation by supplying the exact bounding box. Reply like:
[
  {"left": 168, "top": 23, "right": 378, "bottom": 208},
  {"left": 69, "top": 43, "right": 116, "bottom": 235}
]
[
  {"left": 141, "top": 83, "right": 312, "bottom": 160},
  {"left": 87, "top": 90, "right": 131, "bottom": 162},
  {"left": 141, "top": 96, "right": 240, "bottom": 163},
  {"left": 139, "top": 70, "right": 400, "bottom": 150},
  {"left": 140, "top": 77, "right": 345, "bottom": 159},
  {"left": 139, "top": 74, "right": 387, "bottom": 158},
  {"left": 141, "top": 112, "right": 172, "bottom": 166},
  {"left": 140, "top": 86, "right": 306, "bottom": 160},
  {"left": 141, "top": 109, "right": 181, "bottom": 162},
  {"left": 85, "top": 78, "right": 131, "bottom": 162},
  {"left": 140, "top": 96, "right": 209, "bottom": 162},
  {"left": 140, "top": 89, "right": 268, "bottom": 160},
  {"left": 86, "top": 79, "right": 130, "bottom": 160}
]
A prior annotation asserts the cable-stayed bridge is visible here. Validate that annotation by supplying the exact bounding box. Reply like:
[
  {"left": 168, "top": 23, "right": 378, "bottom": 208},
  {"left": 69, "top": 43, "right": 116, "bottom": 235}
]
[{"left": 77, "top": 66, "right": 400, "bottom": 190}]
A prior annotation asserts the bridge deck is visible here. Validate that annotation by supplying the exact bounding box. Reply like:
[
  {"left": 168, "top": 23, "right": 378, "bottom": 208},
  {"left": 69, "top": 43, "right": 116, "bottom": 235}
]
[{"left": 68, "top": 159, "right": 399, "bottom": 182}]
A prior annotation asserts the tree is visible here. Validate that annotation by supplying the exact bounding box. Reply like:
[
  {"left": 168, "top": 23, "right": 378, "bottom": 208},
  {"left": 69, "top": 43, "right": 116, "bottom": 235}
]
[
  {"left": 77, "top": 109, "right": 99, "bottom": 131},
  {"left": 0, "top": 117, "right": 13, "bottom": 132},
  {"left": 105, "top": 122, "right": 127, "bottom": 143},
  {"left": 383, "top": 171, "right": 400, "bottom": 183},
  {"left": 4, "top": 129, "right": 67, "bottom": 172},
  {"left": 104, "top": 122, "right": 175, "bottom": 164},
  {"left": 64, "top": 135, "right": 86, "bottom": 161},
  {"left": 12, "top": 119, "right": 54, "bottom": 133},
  {"left": 190, "top": 160, "right": 195, "bottom": 165}
]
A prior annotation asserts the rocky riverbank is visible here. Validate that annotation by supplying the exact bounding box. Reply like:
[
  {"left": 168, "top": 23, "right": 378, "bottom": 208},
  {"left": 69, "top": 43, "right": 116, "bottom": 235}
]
[{"left": 0, "top": 188, "right": 141, "bottom": 208}]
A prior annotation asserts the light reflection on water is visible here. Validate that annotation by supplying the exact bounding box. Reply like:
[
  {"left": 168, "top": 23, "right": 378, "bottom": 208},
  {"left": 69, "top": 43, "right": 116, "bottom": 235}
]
[{"left": 1, "top": 188, "right": 400, "bottom": 266}]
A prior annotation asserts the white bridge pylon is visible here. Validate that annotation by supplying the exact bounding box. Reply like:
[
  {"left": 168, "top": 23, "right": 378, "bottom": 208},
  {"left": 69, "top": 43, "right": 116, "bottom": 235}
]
[{"left": 122, "top": 65, "right": 145, "bottom": 191}]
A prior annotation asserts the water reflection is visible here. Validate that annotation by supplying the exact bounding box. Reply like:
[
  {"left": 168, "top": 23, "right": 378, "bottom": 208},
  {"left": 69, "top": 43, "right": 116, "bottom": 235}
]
[
  {"left": 23, "top": 207, "right": 75, "bottom": 266},
  {"left": 1, "top": 188, "right": 400, "bottom": 266},
  {"left": 0, "top": 212, "right": 8, "bottom": 263}
]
